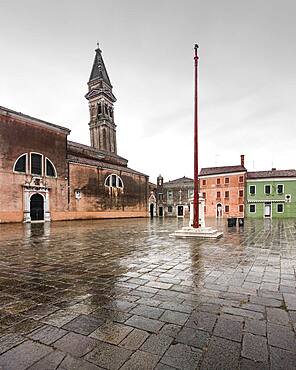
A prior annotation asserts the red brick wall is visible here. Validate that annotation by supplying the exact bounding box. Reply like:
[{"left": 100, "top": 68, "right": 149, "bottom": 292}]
[
  {"left": 68, "top": 163, "right": 148, "bottom": 214},
  {"left": 0, "top": 111, "right": 148, "bottom": 223},
  {"left": 0, "top": 112, "right": 69, "bottom": 222}
]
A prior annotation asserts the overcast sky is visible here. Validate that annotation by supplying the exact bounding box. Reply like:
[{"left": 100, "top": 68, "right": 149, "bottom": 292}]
[{"left": 1, "top": 0, "right": 296, "bottom": 183}]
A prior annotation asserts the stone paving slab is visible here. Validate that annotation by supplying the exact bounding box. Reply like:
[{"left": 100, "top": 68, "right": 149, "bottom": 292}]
[
  {"left": 89, "top": 321, "right": 133, "bottom": 344},
  {"left": 200, "top": 336, "right": 240, "bottom": 370},
  {"left": 242, "top": 333, "right": 268, "bottom": 363},
  {"left": 0, "top": 218, "right": 296, "bottom": 369},
  {"left": 140, "top": 333, "right": 173, "bottom": 355},
  {"left": 53, "top": 332, "right": 98, "bottom": 357},
  {"left": 0, "top": 340, "right": 53, "bottom": 370},
  {"left": 160, "top": 343, "right": 202, "bottom": 370},
  {"left": 84, "top": 341, "right": 133, "bottom": 369}
]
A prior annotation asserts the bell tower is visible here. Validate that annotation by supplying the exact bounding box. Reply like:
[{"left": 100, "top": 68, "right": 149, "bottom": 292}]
[{"left": 85, "top": 44, "right": 117, "bottom": 153}]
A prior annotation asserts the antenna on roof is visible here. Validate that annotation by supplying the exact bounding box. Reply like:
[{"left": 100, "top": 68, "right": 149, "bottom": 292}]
[{"left": 215, "top": 154, "right": 220, "bottom": 166}]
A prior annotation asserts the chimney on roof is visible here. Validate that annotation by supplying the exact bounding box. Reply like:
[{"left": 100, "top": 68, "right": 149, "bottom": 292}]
[
  {"left": 240, "top": 154, "right": 245, "bottom": 167},
  {"left": 272, "top": 167, "right": 276, "bottom": 171}
]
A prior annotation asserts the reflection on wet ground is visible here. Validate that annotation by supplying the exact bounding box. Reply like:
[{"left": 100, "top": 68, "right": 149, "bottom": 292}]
[{"left": 0, "top": 218, "right": 295, "bottom": 369}]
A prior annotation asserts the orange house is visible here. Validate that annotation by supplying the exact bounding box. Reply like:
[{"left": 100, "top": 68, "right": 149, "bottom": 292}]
[{"left": 199, "top": 155, "right": 247, "bottom": 218}]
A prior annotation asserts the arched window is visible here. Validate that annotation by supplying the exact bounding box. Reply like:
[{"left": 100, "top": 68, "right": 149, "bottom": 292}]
[
  {"left": 45, "top": 158, "right": 57, "bottom": 177},
  {"left": 14, "top": 154, "right": 27, "bottom": 173},
  {"left": 13, "top": 153, "right": 57, "bottom": 177},
  {"left": 105, "top": 174, "right": 124, "bottom": 189}
]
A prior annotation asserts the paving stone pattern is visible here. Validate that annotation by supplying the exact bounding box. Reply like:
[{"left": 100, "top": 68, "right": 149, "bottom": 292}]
[{"left": 0, "top": 218, "right": 296, "bottom": 369}]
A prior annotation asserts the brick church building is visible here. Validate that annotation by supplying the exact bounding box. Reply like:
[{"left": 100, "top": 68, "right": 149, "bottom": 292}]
[{"left": 0, "top": 45, "right": 148, "bottom": 223}]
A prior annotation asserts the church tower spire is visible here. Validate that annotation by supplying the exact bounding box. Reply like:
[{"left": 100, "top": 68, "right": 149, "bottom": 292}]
[{"left": 85, "top": 44, "right": 117, "bottom": 153}]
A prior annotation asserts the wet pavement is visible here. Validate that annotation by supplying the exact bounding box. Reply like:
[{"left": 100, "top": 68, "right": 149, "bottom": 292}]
[{"left": 0, "top": 218, "right": 295, "bottom": 369}]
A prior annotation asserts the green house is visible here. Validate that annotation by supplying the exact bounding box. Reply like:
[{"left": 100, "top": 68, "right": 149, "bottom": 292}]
[{"left": 246, "top": 169, "right": 296, "bottom": 218}]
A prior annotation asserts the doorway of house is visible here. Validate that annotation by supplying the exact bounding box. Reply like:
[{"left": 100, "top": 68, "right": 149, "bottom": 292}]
[
  {"left": 150, "top": 203, "right": 154, "bottom": 218},
  {"left": 177, "top": 205, "right": 184, "bottom": 217},
  {"left": 264, "top": 202, "right": 272, "bottom": 218},
  {"left": 30, "top": 193, "right": 44, "bottom": 221},
  {"left": 158, "top": 206, "right": 163, "bottom": 217},
  {"left": 216, "top": 203, "right": 223, "bottom": 218}
]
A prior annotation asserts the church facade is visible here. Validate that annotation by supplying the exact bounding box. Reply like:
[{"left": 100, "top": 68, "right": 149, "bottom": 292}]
[{"left": 0, "top": 46, "right": 148, "bottom": 223}]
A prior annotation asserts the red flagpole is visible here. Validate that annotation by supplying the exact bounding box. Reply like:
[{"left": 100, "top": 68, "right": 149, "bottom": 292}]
[{"left": 193, "top": 44, "right": 199, "bottom": 228}]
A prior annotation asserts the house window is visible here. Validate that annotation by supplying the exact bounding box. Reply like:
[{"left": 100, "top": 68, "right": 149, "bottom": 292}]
[
  {"left": 202, "top": 192, "right": 206, "bottom": 199},
  {"left": 202, "top": 179, "right": 206, "bottom": 186},
  {"left": 168, "top": 206, "right": 173, "bottom": 213},
  {"left": 31, "top": 153, "right": 42, "bottom": 176},
  {"left": 265, "top": 185, "right": 271, "bottom": 195},
  {"left": 158, "top": 193, "right": 163, "bottom": 201},
  {"left": 239, "top": 190, "right": 244, "bottom": 198},
  {"left": 249, "top": 185, "right": 256, "bottom": 195},
  {"left": 167, "top": 190, "right": 173, "bottom": 199},
  {"left": 14, "top": 154, "right": 27, "bottom": 173},
  {"left": 204, "top": 206, "right": 206, "bottom": 213},
  {"left": 225, "top": 205, "right": 229, "bottom": 213},
  {"left": 75, "top": 189, "right": 81, "bottom": 199},
  {"left": 105, "top": 174, "right": 124, "bottom": 189},
  {"left": 225, "top": 191, "right": 229, "bottom": 198},
  {"left": 217, "top": 178, "right": 221, "bottom": 185},
  {"left": 277, "top": 184, "right": 284, "bottom": 194},
  {"left": 239, "top": 176, "right": 244, "bottom": 183},
  {"left": 188, "top": 189, "right": 194, "bottom": 198},
  {"left": 217, "top": 191, "right": 221, "bottom": 199},
  {"left": 45, "top": 158, "right": 56, "bottom": 177},
  {"left": 277, "top": 203, "right": 284, "bottom": 213},
  {"left": 225, "top": 177, "right": 229, "bottom": 184},
  {"left": 249, "top": 204, "right": 256, "bottom": 213},
  {"left": 239, "top": 205, "right": 244, "bottom": 212}
]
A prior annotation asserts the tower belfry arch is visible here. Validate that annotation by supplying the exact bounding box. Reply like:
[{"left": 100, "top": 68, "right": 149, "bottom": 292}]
[{"left": 85, "top": 44, "right": 117, "bottom": 153}]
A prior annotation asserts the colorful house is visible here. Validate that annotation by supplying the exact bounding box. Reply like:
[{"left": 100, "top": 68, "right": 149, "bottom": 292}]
[
  {"left": 246, "top": 169, "right": 296, "bottom": 218},
  {"left": 199, "top": 155, "right": 247, "bottom": 219}
]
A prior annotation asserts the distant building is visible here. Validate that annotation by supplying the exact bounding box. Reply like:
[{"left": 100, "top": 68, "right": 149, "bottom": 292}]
[
  {"left": 148, "top": 182, "right": 157, "bottom": 217},
  {"left": 199, "top": 155, "right": 247, "bottom": 218},
  {"left": 156, "top": 175, "right": 194, "bottom": 217},
  {"left": 246, "top": 169, "right": 296, "bottom": 218},
  {"left": 0, "top": 45, "right": 148, "bottom": 223}
]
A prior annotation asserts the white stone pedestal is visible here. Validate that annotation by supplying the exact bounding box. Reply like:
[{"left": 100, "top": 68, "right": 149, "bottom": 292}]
[
  {"left": 170, "top": 195, "right": 223, "bottom": 239},
  {"left": 171, "top": 226, "right": 223, "bottom": 238}
]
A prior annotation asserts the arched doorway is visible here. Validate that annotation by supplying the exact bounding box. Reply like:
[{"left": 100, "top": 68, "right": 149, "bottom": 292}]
[
  {"left": 216, "top": 203, "right": 223, "bottom": 218},
  {"left": 30, "top": 194, "right": 44, "bottom": 221}
]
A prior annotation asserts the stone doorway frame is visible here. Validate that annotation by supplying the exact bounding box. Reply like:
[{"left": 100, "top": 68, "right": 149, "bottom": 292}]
[{"left": 23, "top": 177, "right": 51, "bottom": 223}]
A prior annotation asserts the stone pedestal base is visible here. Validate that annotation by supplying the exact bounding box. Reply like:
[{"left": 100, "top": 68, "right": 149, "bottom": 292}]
[{"left": 170, "top": 226, "right": 223, "bottom": 239}]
